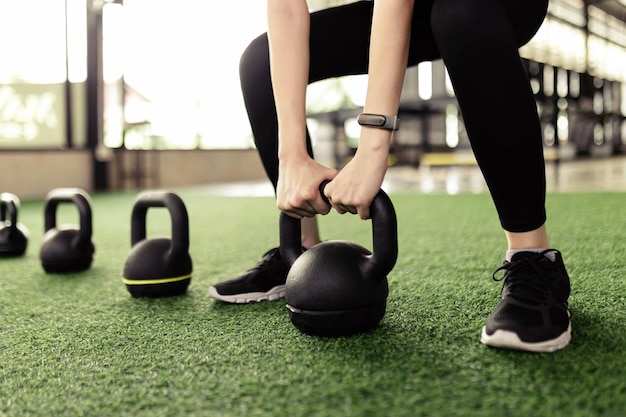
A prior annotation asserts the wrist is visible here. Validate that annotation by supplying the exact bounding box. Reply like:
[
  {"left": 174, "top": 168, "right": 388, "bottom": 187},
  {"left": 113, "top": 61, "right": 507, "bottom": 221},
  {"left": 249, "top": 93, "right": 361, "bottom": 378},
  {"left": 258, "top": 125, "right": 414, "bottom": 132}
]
[
  {"left": 278, "top": 146, "right": 310, "bottom": 164},
  {"left": 277, "top": 129, "right": 309, "bottom": 161},
  {"left": 358, "top": 128, "right": 392, "bottom": 153}
]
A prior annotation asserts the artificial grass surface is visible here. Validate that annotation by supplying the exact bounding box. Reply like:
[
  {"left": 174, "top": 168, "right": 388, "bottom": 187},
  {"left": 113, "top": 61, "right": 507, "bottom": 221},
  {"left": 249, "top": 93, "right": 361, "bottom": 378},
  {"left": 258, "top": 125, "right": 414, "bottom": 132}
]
[{"left": 1, "top": 189, "right": 625, "bottom": 417}]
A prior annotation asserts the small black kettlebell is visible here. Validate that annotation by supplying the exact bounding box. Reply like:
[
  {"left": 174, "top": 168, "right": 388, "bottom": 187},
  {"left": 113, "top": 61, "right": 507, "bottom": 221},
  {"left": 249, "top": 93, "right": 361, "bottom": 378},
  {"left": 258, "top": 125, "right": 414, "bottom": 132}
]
[
  {"left": 280, "top": 183, "right": 398, "bottom": 336},
  {"left": 123, "top": 190, "right": 192, "bottom": 297},
  {"left": 0, "top": 192, "right": 29, "bottom": 257},
  {"left": 40, "top": 188, "right": 95, "bottom": 273}
]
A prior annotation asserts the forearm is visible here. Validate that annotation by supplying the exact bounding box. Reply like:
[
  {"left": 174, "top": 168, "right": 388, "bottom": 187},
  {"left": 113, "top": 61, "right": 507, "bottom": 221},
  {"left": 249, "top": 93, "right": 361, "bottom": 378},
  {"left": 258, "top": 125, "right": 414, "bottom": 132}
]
[
  {"left": 267, "top": 0, "right": 310, "bottom": 161},
  {"left": 359, "top": 0, "right": 414, "bottom": 153}
]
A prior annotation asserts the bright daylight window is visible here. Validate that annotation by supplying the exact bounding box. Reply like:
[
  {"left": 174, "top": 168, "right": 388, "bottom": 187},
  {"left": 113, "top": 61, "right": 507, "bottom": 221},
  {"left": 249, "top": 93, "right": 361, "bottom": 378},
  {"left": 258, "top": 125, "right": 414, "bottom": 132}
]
[
  {"left": 109, "top": 0, "right": 268, "bottom": 149},
  {"left": 0, "top": 0, "right": 269, "bottom": 150},
  {"left": 0, "top": 0, "right": 85, "bottom": 148}
]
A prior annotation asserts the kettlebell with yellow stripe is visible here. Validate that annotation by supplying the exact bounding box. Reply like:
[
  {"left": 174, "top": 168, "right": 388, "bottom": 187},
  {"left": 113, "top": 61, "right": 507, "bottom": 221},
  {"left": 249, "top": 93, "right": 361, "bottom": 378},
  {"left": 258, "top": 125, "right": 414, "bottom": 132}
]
[{"left": 123, "top": 190, "right": 192, "bottom": 297}]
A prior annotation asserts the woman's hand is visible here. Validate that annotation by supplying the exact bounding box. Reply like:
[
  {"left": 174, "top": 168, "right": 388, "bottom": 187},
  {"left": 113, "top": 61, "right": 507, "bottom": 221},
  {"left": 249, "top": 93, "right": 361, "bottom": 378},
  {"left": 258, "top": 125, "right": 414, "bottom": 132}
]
[
  {"left": 323, "top": 131, "right": 390, "bottom": 219},
  {"left": 277, "top": 154, "right": 337, "bottom": 219}
]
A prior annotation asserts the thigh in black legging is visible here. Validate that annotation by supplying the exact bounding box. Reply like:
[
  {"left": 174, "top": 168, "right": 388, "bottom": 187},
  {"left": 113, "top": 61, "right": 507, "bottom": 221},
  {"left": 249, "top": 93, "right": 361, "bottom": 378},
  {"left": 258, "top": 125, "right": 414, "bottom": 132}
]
[
  {"left": 309, "top": 0, "right": 440, "bottom": 81},
  {"left": 431, "top": 0, "right": 549, "bottom": 232}
]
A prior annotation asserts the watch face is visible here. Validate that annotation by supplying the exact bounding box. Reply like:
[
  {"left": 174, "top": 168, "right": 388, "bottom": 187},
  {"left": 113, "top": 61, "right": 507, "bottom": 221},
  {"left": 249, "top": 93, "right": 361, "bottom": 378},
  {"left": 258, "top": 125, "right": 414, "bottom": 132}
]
[{"left": 358, "top": 114, "right": 386, "bottom": 126}]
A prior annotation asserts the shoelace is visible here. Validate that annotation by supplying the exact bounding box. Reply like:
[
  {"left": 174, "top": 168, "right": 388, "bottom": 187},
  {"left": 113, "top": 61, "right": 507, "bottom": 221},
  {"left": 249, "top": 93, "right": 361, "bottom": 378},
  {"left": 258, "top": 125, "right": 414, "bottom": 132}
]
[
  {"left": 249, "top": 246, "right": 308, "bottom": 272},
  {"left": 249, "top": 248, "right": 282, "bottom": 272},
  {"left": 492, "top": 251, "right": 555, "bottom": 305}
]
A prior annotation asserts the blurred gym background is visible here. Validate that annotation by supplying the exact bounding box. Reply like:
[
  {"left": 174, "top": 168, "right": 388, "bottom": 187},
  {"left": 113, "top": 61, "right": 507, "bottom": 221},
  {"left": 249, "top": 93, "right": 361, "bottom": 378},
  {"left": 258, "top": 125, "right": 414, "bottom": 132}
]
[{"left": 1, "top": 0, "right": 625, "bottom": 198}]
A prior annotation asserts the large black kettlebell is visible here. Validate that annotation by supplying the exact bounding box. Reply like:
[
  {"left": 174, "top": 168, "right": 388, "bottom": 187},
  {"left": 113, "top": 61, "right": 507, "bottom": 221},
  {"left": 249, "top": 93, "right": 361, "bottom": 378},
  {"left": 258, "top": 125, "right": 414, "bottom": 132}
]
[
  {"left": 40, "top": 188, "right": 95, "bottom": 273},
  {"left": 0, "top": 192, "right": 29, "bottom": 257},
  {"left": 280, "top": 183, "right": 398, "bottom": 336},
  {"left": 123, "top": 190, "right": 192, "bottom": 297}
]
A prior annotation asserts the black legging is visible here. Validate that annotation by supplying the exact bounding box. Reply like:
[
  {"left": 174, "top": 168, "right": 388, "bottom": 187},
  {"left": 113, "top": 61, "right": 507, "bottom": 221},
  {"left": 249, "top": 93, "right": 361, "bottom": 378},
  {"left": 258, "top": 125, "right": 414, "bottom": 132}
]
[{"left": 239, "top": 0, "right": 549, "bottom": 233}]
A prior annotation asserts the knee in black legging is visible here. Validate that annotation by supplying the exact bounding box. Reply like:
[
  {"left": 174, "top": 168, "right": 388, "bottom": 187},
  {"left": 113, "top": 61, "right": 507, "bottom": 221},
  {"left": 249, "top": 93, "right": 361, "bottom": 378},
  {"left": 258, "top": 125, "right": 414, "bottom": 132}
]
[
  {"left": 431, "top": 0, "right": 509, "bottom": 54},
  {"left": 430, "top": 0, "right": 547, "bottom": 50},
  {"left": 239, "top": 33, "right": 271, "bottom": 95}
]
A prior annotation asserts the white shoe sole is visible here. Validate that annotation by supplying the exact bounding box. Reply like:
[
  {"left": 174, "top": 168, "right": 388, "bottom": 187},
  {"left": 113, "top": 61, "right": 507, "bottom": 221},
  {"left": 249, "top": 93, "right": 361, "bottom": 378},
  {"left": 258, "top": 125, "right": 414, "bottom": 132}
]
[
  {"left": 208, "top": 285, "right": 286, "bottom": 304},
  {"left": 480, "top": 323, "right": 571, "bottom": 353}
]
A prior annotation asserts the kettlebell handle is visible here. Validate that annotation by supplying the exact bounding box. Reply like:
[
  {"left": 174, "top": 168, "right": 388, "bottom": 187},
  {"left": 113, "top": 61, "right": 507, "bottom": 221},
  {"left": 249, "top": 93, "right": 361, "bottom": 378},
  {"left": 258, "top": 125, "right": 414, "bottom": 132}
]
[
  {"left": 280, "top": 181, "right": 398, "bottom": 279},
  {"left": 44, "top": 188, "right": 93, "bottom": 245},
  {"left": 0, "top": 192, "right": 20, "bottom": 228},
  {"left": 130, "top": 191, "right": 189, "bottom": 259}
]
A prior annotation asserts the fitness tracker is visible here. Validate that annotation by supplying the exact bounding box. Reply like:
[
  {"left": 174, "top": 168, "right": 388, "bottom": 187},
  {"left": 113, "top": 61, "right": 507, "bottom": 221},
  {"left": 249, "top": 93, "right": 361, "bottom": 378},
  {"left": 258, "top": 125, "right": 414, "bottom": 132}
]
[{"left": 357, "top": 113, "right": 399, "bottom": 131}]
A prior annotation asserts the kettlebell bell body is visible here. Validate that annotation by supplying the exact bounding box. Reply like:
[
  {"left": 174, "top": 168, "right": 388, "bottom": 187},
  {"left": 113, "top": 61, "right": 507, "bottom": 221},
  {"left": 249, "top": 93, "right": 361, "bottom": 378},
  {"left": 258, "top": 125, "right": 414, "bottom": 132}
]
[
  {"left": 0, "top": 192, "right": 29, "bottom": 257},
  {"left": 123, "top": 190, "right": 192, "bottom": 297},
  {"left": 40, "top": 188, "right": 95, "bottom": 273},
  {"left": 280, "top": 185, "right": 398, "bottom": 336}
]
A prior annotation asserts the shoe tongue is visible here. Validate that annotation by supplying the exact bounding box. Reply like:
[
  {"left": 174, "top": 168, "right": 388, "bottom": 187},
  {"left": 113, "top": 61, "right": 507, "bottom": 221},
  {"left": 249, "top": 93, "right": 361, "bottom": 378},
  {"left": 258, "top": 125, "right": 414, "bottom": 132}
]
[
  {"left": 510, "top": 251, "right": 542, "bottom": 262},
  {"left": 510, "top": 250, "right": 556, "bottom": 263}
]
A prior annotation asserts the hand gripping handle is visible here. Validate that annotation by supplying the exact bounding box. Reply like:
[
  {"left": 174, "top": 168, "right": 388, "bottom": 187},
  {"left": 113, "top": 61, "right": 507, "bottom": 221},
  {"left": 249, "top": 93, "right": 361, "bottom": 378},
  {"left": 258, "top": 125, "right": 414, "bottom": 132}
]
[{"left": 280, "top": 182, "right": 398, "bottom": 279}]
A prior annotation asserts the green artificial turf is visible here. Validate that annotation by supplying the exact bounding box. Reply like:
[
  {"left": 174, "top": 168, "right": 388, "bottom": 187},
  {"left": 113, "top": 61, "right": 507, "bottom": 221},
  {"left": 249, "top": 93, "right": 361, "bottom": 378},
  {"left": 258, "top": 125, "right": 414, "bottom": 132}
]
[{"left": 1, "top": 189, "right": 625, "bottom": 417}]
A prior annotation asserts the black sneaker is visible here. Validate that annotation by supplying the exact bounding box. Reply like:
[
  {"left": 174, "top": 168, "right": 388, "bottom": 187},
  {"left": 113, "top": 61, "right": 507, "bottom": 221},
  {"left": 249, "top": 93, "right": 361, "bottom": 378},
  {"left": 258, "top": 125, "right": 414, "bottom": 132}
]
[
  {"left": 208, "top": 247, "right": 290, "bottom": 303},
  {"left": 480, "top": 249, "right": 571, "bottom": 352}
]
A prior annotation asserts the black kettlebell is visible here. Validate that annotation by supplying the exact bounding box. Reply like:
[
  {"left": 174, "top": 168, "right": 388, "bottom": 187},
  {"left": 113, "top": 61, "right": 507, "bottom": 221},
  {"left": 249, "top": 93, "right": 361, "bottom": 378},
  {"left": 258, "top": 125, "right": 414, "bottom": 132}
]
[
  {"left": 123, "top": 190, "right": 192, "bottom": 297},
  {"left": 0, "top": 192, "right": 29, "bottom": 257},
  {"left": 280, "top": 183, "right": 398, "bottom": 336},
  {"left": 40, "top": 188, "right": 95, "bottom": 273}
]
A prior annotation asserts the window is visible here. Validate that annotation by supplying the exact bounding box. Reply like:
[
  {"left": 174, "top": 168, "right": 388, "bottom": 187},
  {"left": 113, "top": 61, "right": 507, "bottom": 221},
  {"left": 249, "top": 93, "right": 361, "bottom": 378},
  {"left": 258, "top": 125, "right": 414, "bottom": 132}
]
[
  {"left": 112, "top": 0, "right": 267, "bottom": 149},
  {"left": 0, "top": 0, "right": 86, "bottom": 148}
]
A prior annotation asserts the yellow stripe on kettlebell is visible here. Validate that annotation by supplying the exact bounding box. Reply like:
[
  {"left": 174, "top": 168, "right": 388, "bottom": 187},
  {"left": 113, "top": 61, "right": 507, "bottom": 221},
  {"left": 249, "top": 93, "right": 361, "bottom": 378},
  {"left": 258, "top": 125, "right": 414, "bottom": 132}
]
[{"left": 122, "top": 273, "right": 192, "bottom": 286}]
